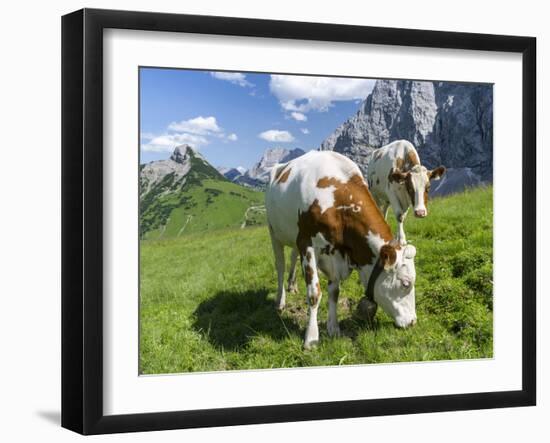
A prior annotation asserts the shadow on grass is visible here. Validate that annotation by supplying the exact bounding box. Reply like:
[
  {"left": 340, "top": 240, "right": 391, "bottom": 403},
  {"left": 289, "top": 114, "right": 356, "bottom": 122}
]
[{"left": 192, "top": 288, "right": 302, "bottom": 351}]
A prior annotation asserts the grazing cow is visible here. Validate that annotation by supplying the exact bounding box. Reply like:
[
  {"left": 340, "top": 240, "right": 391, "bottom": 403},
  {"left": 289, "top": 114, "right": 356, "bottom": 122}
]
[
  {"left": 367, "top": 140, "right": 446, "bottom": 245},
  {"left": 266, "top": 151, "right": 417, "bottom": 349}
]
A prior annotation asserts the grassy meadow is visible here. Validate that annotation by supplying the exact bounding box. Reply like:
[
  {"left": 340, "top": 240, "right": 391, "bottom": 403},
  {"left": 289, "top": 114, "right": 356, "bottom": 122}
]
[
  {"left": 141, "top": 178, "right": 265, "bottom": 240},
  {"left": 139, "top": 186, "right": 493, "bottom": 374}
]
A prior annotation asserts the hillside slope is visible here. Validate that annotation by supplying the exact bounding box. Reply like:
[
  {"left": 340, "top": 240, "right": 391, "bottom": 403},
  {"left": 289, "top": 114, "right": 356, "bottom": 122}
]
[{"left": 140, "top": 145, "right": 265, "bottom": 239}]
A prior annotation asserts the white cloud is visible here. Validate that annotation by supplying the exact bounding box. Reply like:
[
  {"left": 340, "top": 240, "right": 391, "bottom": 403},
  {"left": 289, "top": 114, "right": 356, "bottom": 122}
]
[
  {"left": 300, "top": 128, "right": 310, "bottom": 134},
  {"left": 142, "top": 133, "right": 209, "bottom": 152},
  {"left": 141, "top": 115, "right": 242, "bottom": 153},
  {"left": 210, "top": 72, "right": 254, "bottom": 87},
  {"left": 269, "top": 75, "right": 374, "bottom": 113},
  {"left": 259, "top": 129, "right": 295, "bottom": 143},
  {"left": 290, "top": 111, "right": 307, "bottom": 121},
  {"left": 168, "top": 116, "right": 221, "bottom": 135}
]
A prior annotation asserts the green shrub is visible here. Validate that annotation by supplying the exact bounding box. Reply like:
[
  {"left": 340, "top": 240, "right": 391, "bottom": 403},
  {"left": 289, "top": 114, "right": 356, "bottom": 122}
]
[
  {"left": 450, "top": 248, "right": 492, "bottom": 278},
  {"left": 463, "top": 262, "right": 493, "bottom": 310}
]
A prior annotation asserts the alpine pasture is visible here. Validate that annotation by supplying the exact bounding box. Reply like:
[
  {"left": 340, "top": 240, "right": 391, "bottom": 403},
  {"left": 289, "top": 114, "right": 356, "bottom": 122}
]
[{"left": 139, "top": 186, "right": 493, "bottom": 374}]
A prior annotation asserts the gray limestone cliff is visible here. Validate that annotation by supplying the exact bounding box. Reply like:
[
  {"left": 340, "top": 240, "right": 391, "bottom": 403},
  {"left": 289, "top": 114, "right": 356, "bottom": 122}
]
[{"left": 321, "top": 80, "right": 493, "bottom": 194}]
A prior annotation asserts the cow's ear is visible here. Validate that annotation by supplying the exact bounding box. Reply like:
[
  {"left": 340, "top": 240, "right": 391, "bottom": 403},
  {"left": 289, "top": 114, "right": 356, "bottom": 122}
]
[
  {"left": 389, "top": 168, "right": 408, "bottom": 184},
  {"left": 429, "top": 166, "right": 446, "bottom": 181},
  {"left": 379, "top": 244, "right": 397, "bottom": 270}
]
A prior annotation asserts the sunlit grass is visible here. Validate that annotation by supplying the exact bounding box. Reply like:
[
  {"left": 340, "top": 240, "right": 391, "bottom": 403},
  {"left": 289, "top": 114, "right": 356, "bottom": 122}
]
[{"left": 140, "top": 186, "right": 493, "bottom": 374}]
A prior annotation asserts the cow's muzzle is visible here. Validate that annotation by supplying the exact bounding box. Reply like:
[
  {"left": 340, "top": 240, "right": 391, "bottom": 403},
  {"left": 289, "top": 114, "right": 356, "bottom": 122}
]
[
  {"left": 414, "top": 209, "right": 427, "bottom": 218},
  {"left": 394, "top": 317, "right": 417, "bottom": 328}
]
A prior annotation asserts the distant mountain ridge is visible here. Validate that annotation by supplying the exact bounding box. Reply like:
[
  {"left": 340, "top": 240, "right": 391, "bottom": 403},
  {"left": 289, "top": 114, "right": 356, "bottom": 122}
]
[
  {"left": 220, "top": 147, "right": 306, "bottom": 189},
  {"left": 139, "top": 79, "right": 493, "bottom": 237},
  {"left": 139, "top": 145, "right": 264, "bottom": 238},
  {"left": 321, "top": 79, "right": 493, "bottom": 195},
  {"left": 140, "top": 145, "right": 224, "bottom": 195},
  {"left": 217, "top": 166, "right": 247, "bottom": 182}
]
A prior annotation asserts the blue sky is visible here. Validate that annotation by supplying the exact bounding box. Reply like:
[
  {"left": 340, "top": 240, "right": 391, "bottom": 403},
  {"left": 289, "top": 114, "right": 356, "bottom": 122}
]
[{"left": 140, "top": 68, "right": 376, "bottom": 169}]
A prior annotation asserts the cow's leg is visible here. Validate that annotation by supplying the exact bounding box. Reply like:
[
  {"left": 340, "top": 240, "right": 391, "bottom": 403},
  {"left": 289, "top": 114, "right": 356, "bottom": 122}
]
[
  {"left": 302, "top": 246, "right": 322, "bottom": 349},
  {"left": 388, "top": 193, "right": 407, "bottom": 245},
  {"left": 372, "top": 194, "right": 389, "bottom": 220},
  {"left": 327, "top": 279, "right": 341, "bottom": 338},
  {"left": 287, "top": 248, "right": 299, "bottom": 294},
  {"left": 269, "top": 232, "right": 286, "bottom": 311},
  {"left": 397, "top": 209, "right": 409, "bottom": 245}
]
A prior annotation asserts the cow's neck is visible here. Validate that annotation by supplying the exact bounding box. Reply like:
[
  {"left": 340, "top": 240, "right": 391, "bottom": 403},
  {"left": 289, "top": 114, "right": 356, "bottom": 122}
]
[{"left": 365, "top": 258, "right": 384, "bottom": 302}]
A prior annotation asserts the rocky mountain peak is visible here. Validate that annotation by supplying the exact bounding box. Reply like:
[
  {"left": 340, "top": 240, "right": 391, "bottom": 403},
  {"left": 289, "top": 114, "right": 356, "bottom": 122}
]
[
  {"left": 222, "top": 147, "right": 306, "bottom": 189},
  {"left": 245, "top": 147, "right": 305, "bottom": 184},
  {"left": 256, "top": 147, "right": 304, "bottom": 170},
  {"left": 140, "top": 144, "right": 219, "bottom": 196},
  {"left": 170, "top": 144, "right": 201, "bottom": 164},
  {"left": 321, "top": 79, "right": 493, "bottom": 191}
]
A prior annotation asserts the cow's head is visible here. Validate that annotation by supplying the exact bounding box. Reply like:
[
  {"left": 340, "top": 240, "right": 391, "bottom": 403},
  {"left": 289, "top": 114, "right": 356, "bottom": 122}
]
[
  {"left": 390, "top": 165, "right": 446, "bottom": 217},
  {"left": 370, "top": 243, "right": 418, "bottom": 328}
]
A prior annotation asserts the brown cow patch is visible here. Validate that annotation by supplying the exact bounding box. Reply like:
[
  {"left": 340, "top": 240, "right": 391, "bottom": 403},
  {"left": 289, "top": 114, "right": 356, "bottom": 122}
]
[
  {"left": 406, "top": 150, "right": 420, "bottom": 168},
  {"left": 379, "top": 243, "right": 397, "bottom": 268},
  {"left": 274, "top": 165, "right": 291, "bottom": 184},
  {"left": 405, "top": 174, "right": 416, "bottom": 203},
  {"left": 395, "top": 157, "right": 405, "bottom": 170},
  {"left": 304, "top": 263, "right": 314, "bottom": 285},
  {"left": 307, "top": 282, "right": 321, "bottom": 306},
  {"left": 276, "top": 167, "right": 291, "bottom": 184},
  {"left": 297, "top": 174, "right": 393, "bottom": 267},
  {"left": 388, "top": 168, "right": 408, "bottom": 184},
  {"left": 429, "top": 165, "right": 446, "bottom": 180}
]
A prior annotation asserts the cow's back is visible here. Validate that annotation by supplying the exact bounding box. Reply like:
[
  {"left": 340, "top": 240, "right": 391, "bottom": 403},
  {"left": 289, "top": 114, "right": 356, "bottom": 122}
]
[
  {"left": 367, "top": 140, "right": 420, "bottom": 197},
  {"left": 266, "top": 150, "right": 362, "bottom": 247},
  {"left": 369, "top": 140, "right": 420, "bottom": 175}
]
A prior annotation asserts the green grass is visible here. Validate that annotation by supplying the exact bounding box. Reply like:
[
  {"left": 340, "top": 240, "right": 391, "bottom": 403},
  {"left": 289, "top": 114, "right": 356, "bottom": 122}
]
[
  {"left": 141, "top": 179, "right": 265, "bottom": 240},
  {"left": 139, "top": 186, "right": 493, "bottom": 374}
]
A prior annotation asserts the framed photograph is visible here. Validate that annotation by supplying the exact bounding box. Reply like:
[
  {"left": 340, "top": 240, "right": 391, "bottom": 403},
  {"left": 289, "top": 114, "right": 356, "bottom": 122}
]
[{"left": 62, "top": 8, "right": 536, "bottom": 435}]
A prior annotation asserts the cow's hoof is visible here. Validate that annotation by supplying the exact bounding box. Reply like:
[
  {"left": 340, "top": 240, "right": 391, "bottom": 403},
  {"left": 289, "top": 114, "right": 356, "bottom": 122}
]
[
  {"left": 303, "top": 340, "right": 319, "bottom": 350},
  {"left": 275, "top": 302, "right": 286, "bottom": 312},
  {"left": 287, "top": 283, "right": 299, "bottom": 294}
]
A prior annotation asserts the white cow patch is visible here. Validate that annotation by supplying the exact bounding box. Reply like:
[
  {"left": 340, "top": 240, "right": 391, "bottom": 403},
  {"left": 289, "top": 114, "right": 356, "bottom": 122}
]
[{"left": 366, "top": 231, "right": 386, "bottom": 255}]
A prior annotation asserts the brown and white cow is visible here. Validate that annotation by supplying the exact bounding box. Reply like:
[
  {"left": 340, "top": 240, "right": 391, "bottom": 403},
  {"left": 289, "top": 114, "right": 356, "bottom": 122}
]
[
  {"left": 367, "top": 140, "right": 446, "bottom": 245},
  {"left": 266, "top": 151, "right": 417, "bottom": 349}
]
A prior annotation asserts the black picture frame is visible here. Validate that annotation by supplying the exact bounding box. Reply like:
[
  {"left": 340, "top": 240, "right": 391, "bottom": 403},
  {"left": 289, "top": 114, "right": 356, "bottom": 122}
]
[{"left": 62, "top": 8, "right": 536, "bottom": 435}]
